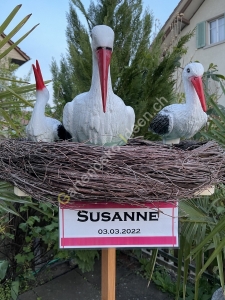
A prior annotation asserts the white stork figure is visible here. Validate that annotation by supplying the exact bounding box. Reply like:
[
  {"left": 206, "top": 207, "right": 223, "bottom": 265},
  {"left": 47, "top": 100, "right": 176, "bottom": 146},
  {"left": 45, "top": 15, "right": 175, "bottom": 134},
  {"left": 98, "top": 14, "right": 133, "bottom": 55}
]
[
  {"left": 26, "top": 60, "right": 71, "bottom": 142},
  {"left": 149, "top": 62, "right": 207, "bottom": 144},
  {"left": 63, "top": 25, "right": 135, "bottom": 146}
]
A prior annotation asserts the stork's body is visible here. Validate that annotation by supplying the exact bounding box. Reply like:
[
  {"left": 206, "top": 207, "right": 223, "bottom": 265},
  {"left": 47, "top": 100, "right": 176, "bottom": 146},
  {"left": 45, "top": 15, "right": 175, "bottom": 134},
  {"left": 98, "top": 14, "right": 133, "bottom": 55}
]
[
  {"left": 63, "top": 25, "right": 135, "bottom": 146},
  {"left": 26, "top": 61, "right": 71, "bottom": 142},
  {"left": 149, "top": 63, "right": 207, "bottom": 144}
]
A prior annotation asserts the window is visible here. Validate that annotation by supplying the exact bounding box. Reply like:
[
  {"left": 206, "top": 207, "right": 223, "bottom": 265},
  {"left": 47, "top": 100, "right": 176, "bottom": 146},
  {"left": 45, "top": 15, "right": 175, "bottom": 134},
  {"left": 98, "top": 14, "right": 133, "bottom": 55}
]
[
  {"left": 209, "top": 17, "right": 225, "bottom": 44},
  {"left": 196, "top": 15, "right": 225, "bottom": 48},
  {"left": 196, "top": 21, "right": 206, "bottom": 48}
]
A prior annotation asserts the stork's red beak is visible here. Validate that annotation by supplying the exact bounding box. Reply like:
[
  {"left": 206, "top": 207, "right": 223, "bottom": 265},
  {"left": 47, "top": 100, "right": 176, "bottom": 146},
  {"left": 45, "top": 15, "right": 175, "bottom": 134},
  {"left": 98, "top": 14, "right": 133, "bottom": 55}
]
[
  {"left": 191, "top": 76, "right": 207, "bottom": 112},
  {"left": 96, "top": 47, "right": 112, "bottom": 113},
  {"left": 32, "top": 60, "right": 45, "bottom": 91}
]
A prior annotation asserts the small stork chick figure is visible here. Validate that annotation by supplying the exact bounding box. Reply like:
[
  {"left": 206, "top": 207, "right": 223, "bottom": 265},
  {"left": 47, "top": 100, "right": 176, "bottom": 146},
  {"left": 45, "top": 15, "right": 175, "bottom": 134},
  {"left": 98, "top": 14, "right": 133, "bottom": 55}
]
[
  {"left": 63, "top": 25, "right": 135, "bottom": 146},
  {"left": 26, "top": 60, "right": 71, "bottom": 142},
  {"left": 149, "top": 62, "right": 207, "bottom": 144}
]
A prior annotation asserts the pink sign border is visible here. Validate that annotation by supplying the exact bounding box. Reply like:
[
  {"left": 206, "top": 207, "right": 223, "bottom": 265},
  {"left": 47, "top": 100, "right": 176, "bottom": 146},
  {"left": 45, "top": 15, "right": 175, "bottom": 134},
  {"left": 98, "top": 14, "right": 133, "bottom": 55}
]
[{"left": 60, "top": 201, "right": 178, "bottom": 248}]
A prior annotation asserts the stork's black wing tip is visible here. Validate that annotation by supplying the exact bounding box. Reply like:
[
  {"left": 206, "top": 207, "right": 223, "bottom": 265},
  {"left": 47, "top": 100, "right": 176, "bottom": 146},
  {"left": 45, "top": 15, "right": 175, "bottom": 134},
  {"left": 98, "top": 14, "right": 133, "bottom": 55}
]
[
  {"left": 149, "top": 114, "right": 170, "bottom": 135},
  {"left": 57, "top": 124, "right": 72, "bottom": 141}
]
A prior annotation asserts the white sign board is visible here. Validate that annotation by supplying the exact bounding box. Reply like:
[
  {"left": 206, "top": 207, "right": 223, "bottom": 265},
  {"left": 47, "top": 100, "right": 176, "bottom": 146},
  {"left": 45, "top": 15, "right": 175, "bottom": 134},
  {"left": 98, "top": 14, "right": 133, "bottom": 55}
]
[{"left": 59, "top": 202, "right": 178, "bottom": 248}]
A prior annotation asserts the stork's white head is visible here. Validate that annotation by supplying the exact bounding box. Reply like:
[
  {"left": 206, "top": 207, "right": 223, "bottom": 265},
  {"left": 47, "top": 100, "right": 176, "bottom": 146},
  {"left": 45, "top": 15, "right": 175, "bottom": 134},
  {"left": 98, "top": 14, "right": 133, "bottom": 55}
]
[
  {"left": 91, "top": 25, "right": 114, "bottom": 113},
  {"left": 91, "top": 25, "right": 114, "bottom": 52},
  {"left": 183, "top": 62, "right": 204, "bottom": 80},
  {"left": 183, "top": 62, "right": 207, "bottom": 112}
]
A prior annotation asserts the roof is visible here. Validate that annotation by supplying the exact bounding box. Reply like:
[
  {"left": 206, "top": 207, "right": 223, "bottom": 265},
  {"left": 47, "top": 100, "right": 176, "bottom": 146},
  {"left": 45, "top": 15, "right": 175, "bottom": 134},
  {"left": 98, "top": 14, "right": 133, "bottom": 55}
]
[
  {"left": 1, "top": 33, "right": 30, "bottom": 63},
  {"left": 161, "top": 0, "right": 205, "bottom": 41}
]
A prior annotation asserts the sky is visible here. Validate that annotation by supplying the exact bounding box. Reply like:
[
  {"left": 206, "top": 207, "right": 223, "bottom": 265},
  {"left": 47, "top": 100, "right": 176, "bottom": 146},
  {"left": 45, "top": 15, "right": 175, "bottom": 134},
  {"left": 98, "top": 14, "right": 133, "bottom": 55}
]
[{"left": 1, "top": 0, "right": 180, "bottom": 103}]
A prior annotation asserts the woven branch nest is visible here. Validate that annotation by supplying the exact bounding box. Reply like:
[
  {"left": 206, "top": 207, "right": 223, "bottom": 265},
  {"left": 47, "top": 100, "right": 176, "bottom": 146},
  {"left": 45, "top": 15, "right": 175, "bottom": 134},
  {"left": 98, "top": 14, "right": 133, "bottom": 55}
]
[{"left": 0, "top": 138, "right": 224, "bottom": 205}]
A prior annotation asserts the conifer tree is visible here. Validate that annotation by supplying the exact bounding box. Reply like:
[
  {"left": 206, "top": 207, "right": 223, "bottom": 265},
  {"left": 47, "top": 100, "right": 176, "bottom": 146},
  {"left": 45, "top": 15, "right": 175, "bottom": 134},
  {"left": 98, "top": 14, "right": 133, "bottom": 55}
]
[{"left": 51, "top": 0, "right": 191, "bottom": 139}]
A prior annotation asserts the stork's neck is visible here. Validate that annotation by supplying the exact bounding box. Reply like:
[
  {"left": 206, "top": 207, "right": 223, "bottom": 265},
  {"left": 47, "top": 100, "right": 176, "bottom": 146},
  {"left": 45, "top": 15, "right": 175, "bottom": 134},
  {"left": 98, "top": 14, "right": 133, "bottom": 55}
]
[
  {"left": 184, "top": 77, "right": 202, "bottom": 111},
  {"left": 30, "top": 90, "right": 47, "bottom": 123},
  {"left": 90, "top": 53, "right": 112, "bottom": 99}
]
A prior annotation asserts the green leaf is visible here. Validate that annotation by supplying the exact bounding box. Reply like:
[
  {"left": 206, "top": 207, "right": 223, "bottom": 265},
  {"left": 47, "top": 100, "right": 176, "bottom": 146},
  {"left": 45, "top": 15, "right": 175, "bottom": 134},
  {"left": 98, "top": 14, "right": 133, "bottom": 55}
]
[
  {"left": 183, "top": 239, "right": 191, "bottom": 299},
  {"left": 0, "top": 108, "right": 20, "bottom": 133},
  {"left": 32, "top": 226, "right": 42, "bottom": 234},
  {"left": 176, "top": 235, "right": 184, "bottom": 300},
  {"left": 23, "top": 245, "right": 31, "bottom": 253},
  {"left": 71, "top": 0, "right": 93, "bottom": 31},
  {"left": 215, "top": 74, "right": 225, "bottom": 80},
  {"left": 11, "top": 280, "right": 19, "bottom": 300},
  {"left": 0, "top": 260, "right": 9, "bottom": 280},
  {"left": 0, "top": 84, "right": 34, "bottom": 107},
  {"left": 147, "top": 249, "right": 158, "bottom": 287},
  {"left": 45, "top": 222, "right": 58, "bottom": 231},
  {"left": 0, "top": 76, "right": 30, "bottom": 84},
  {"left": 211, "top": 129, "right": 225, "bottom": 141},
  {"left": 208, "top": 97, "right": 225, "bottom": 124},
  {"left": 0, "top": 80, "right": 50, "bottom": 99},
  {"left": 26, "top": 252, "right": 34, "bottom": 261},
  {"left": 194, "top": 251, "right": 202, "bottom": 300},
  {"left": 188, "top": 215, "right": 225, "bottom": 259},
  {"left": 216, "top": 206, "right": 225, "bottom": 214},
  {"left": 209, "top": 63, "right": 214, "bottom": 69},
  {"left": 179, "top": 200, "right": 210, "bottom": 223},
  {"left": 19, "top": 223, "right": 27, "bottom": 231},
  {"left": 0, "top": 23, "right": 39, "bottom": 60},
  {"left": 210, "top": 74, "right": 220, "bottom": 82},
  {"left": 0, "top": 195, "right": 32, "bottom": 204},
  {"left": 0, "top": 5, "right": 22, "bottom": 35},
  {"left": 213, "top": 235, "right": 225, "bottom": 288},
  {"left": 201, "top": 131, "right": 222, "bottom": 144},
  {"left": 211, "top": 118, "right": 225, "bottom": 132},
  {"left": 220, "top": 81, "right": 225, "bottom": 95},
  {"left": 196, "top": 238, "right": 225, "bottom": 281},
  {"left": 25, "top": 203, "right": 52, "bottom": 216},
  {"left": 15, "top": 253, "right": 26, "bottom": 264},
  {"left": 26, "top": 216, "right": 40, "bottom": 226},
  {"left": 0, "top": 202, "right": 20, "bottom": 216},
  {"left": 0, "top": 14, "right": 32, "bottom": 49},
  {"left": 25, "top": 236, "right": 32, "bottom": 243}
]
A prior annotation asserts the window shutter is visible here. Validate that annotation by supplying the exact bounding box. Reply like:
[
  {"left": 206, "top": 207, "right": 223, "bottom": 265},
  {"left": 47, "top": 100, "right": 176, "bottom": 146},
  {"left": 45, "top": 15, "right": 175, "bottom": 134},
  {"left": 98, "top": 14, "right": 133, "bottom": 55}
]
[{"left": 196, "top": 21, "right": 206, "bottom": 48}]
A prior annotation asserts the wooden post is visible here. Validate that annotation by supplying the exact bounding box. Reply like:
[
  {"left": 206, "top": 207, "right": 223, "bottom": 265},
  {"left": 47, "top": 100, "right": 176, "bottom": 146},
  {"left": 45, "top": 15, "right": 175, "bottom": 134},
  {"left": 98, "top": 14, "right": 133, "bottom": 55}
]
[{"left": 101, "top": 248, "right": 116, "bottom": 300}]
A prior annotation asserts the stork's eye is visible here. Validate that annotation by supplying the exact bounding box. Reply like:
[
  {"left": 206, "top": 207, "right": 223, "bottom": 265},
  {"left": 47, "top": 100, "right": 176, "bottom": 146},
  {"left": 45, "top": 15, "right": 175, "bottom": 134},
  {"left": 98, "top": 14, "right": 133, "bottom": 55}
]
[{"left": 187, "top": 68, "right": 190, "bottom": 73}]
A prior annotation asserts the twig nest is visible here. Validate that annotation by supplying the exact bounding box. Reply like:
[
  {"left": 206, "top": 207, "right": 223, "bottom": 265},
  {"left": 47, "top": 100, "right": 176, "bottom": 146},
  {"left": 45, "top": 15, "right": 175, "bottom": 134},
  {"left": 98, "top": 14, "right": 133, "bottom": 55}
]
[{"left": 0, "top": 139, "right": 224, "bottom": 205}]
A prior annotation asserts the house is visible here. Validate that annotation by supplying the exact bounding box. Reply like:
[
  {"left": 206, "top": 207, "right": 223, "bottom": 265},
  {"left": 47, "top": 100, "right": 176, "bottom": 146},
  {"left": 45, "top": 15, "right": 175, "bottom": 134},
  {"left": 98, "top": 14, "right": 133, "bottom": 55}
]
[
  {"left": 0, "top": 33, "right": 30, "bottom": 67},
  {"left": 161, "top": 0, "right": 225, "bottom": 104},
  {"left": 0, "top": 33, "right": 31, "bottom": 134}
]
